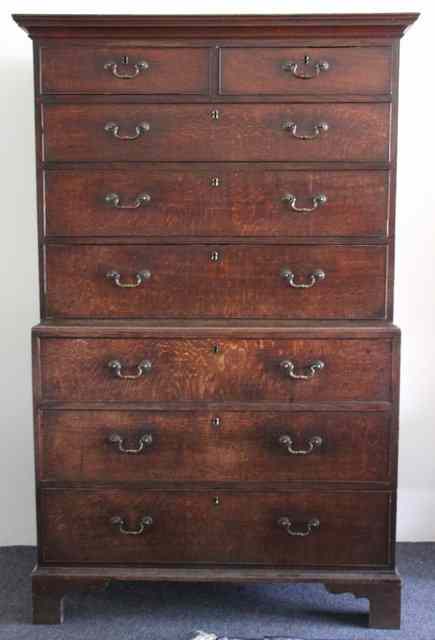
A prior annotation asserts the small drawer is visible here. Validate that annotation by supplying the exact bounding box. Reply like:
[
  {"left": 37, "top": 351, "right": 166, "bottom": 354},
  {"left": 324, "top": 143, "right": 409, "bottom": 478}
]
[
  {"left": 42, "top": 103, "right": 390, "bottom": 162},
  {"left": 36, "top": 336, "right": 393, "bottom": 404},
  {"left": 44, "top": 244, "right": 388, "bottom": 320},
  {"left": 44, "top": 168, "right": 390, "bottom": 239},
  {"left": 38, "top": 410, "right": 393, "bottom": 483},
  {"left": 39, "top": 46, "right": 210, "bottom": 95},
  {"left": 219, "top": 47, "right": 392, "bottom": 95},
  {"left": 39, "top": 488, "right": 391, "bottom": 566}
]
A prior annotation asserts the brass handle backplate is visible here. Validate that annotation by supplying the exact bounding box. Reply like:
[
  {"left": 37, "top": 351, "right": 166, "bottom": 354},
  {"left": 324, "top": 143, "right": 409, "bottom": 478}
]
[
  {"left": 278, "top": 434, "right": 323, "bottom": 455},
  {"left": 278, "top": 516, "right": 320, "bottom": 537},
  {"left": 281, "top": 269, "right": 326, "bottom": 289},
  {"left": 280, "top": 359, "right": 325, "bottom": 380},
  {"left": 106, "top": 269, "right": 151, "bottom": 288},
  {"left": 104, "top": 56, "right": 149, "bottom": 79},
  {"left": 110, "top": 515, "right": 153, "bottom": 535},
  {"left": 105, "top": 192, "right": 151, "bottom": 209},
  {"left": 104, "top": 121, "right": 150, "bottom": 140},
  {"left": 282, "top": 55, "right": 330, "bottom": 79},
  {"left": 282, "top": 193, "right": 327, "bottom": 213},
  {"left": 108, "top": 359, "right": 152, "bottom": 380},
  {"left": 283, "top": 121, "right": 329, "bottom": 140},
  {"left": 108, "top": 432, "right": 153, "bottom": 454}
]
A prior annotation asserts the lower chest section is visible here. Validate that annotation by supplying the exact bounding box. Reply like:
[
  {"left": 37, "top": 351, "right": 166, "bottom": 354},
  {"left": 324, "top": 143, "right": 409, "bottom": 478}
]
[{"left": 34, "top": 326, "right": 398, "bottom": 570}]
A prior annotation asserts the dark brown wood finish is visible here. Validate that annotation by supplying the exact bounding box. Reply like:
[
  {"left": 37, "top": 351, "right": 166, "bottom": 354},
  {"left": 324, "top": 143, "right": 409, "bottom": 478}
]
[
  {"left": 32, "top": 320, "right": 402, "bottom": 339},
  {"left": 30, "top": 565, "right": 401, "bottom": 628},
  {"left": 37, "top": 409, "right": 393, "bottom": 484},
  {"left": 219, "top": 47, "right": 392, "bottom": 95},
  {"left": 44, "top": 244, "right": 388, "bottom": 320},
  {"left": 42, "top": 103, "right": 391, "bottom": 163},
  {"left": 43, "top": 167, "right": 390, "bottom": 239},
  {"left": 32, "top": 571, "right": 110, "bottom": 625},
  {"left": 13, "top": 13, "right": 419, "bottom": 40},
  {"left": 39, "top": 488, "right": 391, "bottom": 566},
  {"left": 13, "top": 12, "right": 417, "bottom": 627},
  {"left": 37, "top": 335, "right": 394, "bottom": 404},
  {"left": 40, "top": 46, "right": 210, "bottom": 94},
  {"left": 326, "top": 580, "right": 401, "bottom": 629}
]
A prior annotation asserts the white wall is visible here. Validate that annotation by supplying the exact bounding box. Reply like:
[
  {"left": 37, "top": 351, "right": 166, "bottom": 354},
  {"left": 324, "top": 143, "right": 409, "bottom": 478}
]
[{"left": 0, "top": 1, "right": 433, "bottom": 546}]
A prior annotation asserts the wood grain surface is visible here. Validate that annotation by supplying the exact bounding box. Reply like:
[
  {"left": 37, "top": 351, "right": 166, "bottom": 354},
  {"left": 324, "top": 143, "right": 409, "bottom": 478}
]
[{"left": 39, "top": 488, "right": 391, "bottom": 566}]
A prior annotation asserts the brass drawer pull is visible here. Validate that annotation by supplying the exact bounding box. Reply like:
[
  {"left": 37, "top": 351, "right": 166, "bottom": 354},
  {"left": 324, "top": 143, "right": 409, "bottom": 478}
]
[
  {"left": 278, "top": 434, "right": 323, "bottom": 455},
  {"left": 108, "top": 359, "right": 152, "bottom": 380},
  {"left": 278, "top": 516, "right": 320, "bottom": 537},
  {"left": 282, "top": 193, "right": 327, "bottom": 213},
  {"left": 104, "top": 121, "right": 150, "bottom": 140},
  {"left": 283, "top": 121, "right": 329, "bottom": 140},
  {"left": 105, "top": 192, "right": 151, "bottom": 209},
  {"left": 280, "top": 359, "right": 325, "bottom": 380},
  {"left": 282, "top": 55, "right": 329, "bottom": 79},
  {"left": 281, "top": 269, "right": 326, "bottom": 289},
  {"left": 108, "top": 432, "right": 153, "bottom": 454},
  {"left": 106, "top": 269, "right": 151, "bottom": 288},
  {"left": 104, "top": 56, "right": 149, "bottom": 79},
  {"left": 110, "top": 515, "right": 153, "bottom": 535}
]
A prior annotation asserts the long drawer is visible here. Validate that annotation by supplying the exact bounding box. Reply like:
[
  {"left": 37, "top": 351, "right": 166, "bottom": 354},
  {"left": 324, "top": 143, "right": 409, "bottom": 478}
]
[
  {"left": 36, "top": 336, "right": 393, "bottom": 403},
  {"left": 44, "top": 244, "right": 388, "bottom": 320},
  {"left": 39, "top": 488, "right": 391, "bottom": 566},
  {"left": 38, "top": 409, "right": 392, "bottom": 483},
  {"left": 44, "top": 168, "right": 390, "bottom": 239},
  {"left": 42, "top": 103, "right": 390, "bottom": 162}
]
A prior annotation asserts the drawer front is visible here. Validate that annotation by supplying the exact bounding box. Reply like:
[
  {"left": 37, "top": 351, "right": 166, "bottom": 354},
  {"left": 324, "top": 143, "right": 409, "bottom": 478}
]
[
  {"left": 44, "top": 244, "right": 388, "bottom": 320},
  {"left": 43, "top": 103, "right": 390, "bottom": 162},
  {"left": 38, "top": 410, "right": 392, "bottom": 483},
  {"left": 40, "top": 46, "right": 210, "bottom": 94},
  {"left": 38, "top": 337, "right": 392, "bottom": 403},
  {"left": 220, "top": 47, "right": 392, "bottom": 95},
  {"left": 39, "top": 489, "right": 391, "bottom": 566},
  {"left": 44, "top": 168, "right": 389, "bottom": 239}
]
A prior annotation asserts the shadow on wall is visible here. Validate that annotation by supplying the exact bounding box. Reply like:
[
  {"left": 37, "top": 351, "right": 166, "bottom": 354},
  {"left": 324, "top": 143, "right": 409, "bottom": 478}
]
[
  {"left": 394, "top": 12, "right": 435, "bottom": 541},
  {"left": 0, "top": 55, "right": 39, "bottom": 546}
]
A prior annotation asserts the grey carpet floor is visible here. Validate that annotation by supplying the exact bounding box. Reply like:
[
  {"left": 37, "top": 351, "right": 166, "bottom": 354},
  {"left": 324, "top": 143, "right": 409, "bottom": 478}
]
[{"left": 0, "top": 544, "right": 434, "bottom": 640}]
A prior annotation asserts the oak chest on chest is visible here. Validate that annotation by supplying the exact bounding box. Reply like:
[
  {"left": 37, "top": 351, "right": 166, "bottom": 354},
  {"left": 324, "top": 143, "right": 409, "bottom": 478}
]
[{"left": 13, "top": 12, "right": 418, "bottom": 627}]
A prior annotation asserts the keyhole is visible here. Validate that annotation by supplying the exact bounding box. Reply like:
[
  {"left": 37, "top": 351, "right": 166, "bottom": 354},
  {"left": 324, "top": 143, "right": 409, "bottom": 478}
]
[
  {"left": 212, "top": 344, "right": 220, "bottom": 354},
  {"left": 304, "top": 55, "right": 311, "bottom": 64},
  {"left": 210, "top": 251, "right": 220, "bottom": 262},
  {"left": 213, "top": 496, "right": 220, "bottom": 506},
  {"left": 121, "top": 56, "right": 129, "bottom": 64},
  {"left": 210, "top": 177, "right": 221, "bottom": 187},
  {"left": 211, "top": 109, "right": 220, "bottom": 120},
  {"left": 211, "top": 416, "right": 221, "bottom": 428}
]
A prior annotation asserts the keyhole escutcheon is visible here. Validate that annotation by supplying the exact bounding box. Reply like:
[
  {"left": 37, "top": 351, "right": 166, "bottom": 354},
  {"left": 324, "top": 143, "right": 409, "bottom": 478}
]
[{"left": 210, "top": 251, "right": 220, "bottom": 262}]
